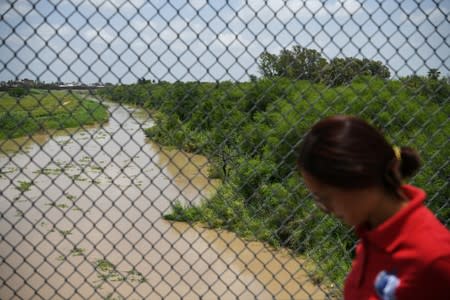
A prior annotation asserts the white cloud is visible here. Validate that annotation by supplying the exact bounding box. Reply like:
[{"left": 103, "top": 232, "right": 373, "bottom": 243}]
[
  {"left": 340, "top": 0, "right": 362, "bottom": 15},
  {"left": 80, "top": 27, "right": 116, "bottom": 43},
  {"left": 189, "top": 0, "right": 208, "bottom": 10},
  {"left": 238, "top": 0, "right": 363, "bottom": 28},
  {"left": 304, "top": 0, "right": 362, "bottom": 18},
  {"left": 77, "top": 0, "right": 146, "bottom": 8},
  {"left": 218, "top": 32, "right": 238, "bottom": 46},
  {"left": 399, "top": 6, "right": 449, "bottom": 24},
  {"left": 1, "top": 0, "right": 448, "bottom": 83},
  {"left": 57, "top": 25, "right": 77, "bottom": 39},
  {"left": 8, "top": 0, "right": 33, "bottom": 15},
  {"left": 36, "top": 23, "right": 56, "bottom": 41}
]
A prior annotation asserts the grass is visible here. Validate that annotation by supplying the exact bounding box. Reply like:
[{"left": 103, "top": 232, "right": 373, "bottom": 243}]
[
  {"left": 57, "top": 229, "right": 72, "bottom": 238},
  {"left": 16, "top": 180, "right": 32, "bottom": 192},
  {"left": 65, "top": 193, "right": 77, "bottom": 201},
  {"left": 94, "top": 259, "right": 146, "bottom": 288},
  {"left": 45, "top": 202, "right": 69, "bottom": 209},
  {"left": 57, "top": 247, "right": 86, "bottom": 261},
  {"left": 0, "top": 90, "right": 109, "bottom": 139},
  {"left": 70, "top": 247, "right": 86, "bottom": 256}
]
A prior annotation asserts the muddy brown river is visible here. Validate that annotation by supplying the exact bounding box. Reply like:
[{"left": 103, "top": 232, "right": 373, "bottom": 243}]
[{"left": 0, "top": 100, "right": 327, "bottom": 299}]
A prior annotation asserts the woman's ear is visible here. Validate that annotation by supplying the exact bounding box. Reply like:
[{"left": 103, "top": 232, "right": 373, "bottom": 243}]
[{"left": 391, "top": 159, "right": 402, "bottom": 183}]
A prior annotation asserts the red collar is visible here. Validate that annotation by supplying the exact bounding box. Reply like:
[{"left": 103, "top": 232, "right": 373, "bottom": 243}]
[{"left": 356, "top": 184, "right": 427, "bottom": 252}]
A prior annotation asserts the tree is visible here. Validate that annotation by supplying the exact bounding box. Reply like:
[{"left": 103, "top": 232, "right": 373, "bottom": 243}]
[
  {"left": 259, "top": 46, "right": 391, "bottom": 86},
  {"left": 259, "top": 46, "right": 327, "bottom": 81},
  {"left": 290, "top": 46, "right": 327, "bottom": 82},
  {"left": 138, "top": 78, "right": 150, "bottom": 84},
  {"left": 323, "top": 57, "right": 390, "bottom": 86},
  {"left": 323, "top": 57, "right": 349, "bottom": 86},
  {"left": 275, "top": 49, "right": 296, "bottom": 78},
  {"left": 427, "top": 68, "right": 441, "bottom": 80},
  {"left": 362, "top": 59, "right": 390, "bottom": 79},
  {"left": 8, "top": 87, "right": 28, "bottom": 97},
  {"left": 258, "top": 51, "right": 279, "bottom": 78}
]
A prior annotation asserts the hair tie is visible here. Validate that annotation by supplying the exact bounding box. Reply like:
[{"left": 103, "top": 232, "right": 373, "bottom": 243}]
[{"left": 393, "top": 146, "right": 401, "bottom": 161}]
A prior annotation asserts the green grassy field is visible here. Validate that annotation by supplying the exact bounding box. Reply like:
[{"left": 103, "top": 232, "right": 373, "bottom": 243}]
[{"left": 0, "top": 90, "right": 108, "bottom": 139}]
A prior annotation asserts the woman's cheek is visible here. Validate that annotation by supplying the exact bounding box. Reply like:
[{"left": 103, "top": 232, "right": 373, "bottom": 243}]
[{"left": 340, "top": 208, "right": 363, "bottom": 227}]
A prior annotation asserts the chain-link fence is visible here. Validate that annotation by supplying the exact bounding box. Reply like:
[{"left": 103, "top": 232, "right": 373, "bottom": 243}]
[{"left": 1, "top": 0, "right": 449, "bottom": 299}]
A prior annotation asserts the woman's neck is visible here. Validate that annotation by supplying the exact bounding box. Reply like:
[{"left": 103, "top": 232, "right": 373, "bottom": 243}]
[{"left": 367, "top": 190, "right": 409, "bottom": 229}]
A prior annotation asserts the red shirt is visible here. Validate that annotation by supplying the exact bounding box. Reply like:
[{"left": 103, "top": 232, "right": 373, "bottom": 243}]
[{"left": 344, "top": 184, "right": 450, "bottom": 300}]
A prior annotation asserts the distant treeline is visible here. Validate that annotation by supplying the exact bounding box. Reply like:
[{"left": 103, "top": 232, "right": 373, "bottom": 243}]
[
  {"left": 258, "top": 45, "right": 390, "bottom": 85},
  {"left": 258, "top": 45, "right": 450, "bottom": 89},
  {"left": 0, "top": 80, "right": 110, "bottom": 91}
]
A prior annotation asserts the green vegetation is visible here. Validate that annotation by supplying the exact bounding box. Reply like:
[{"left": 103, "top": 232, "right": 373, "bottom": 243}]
[
  {"left": 0, "top": 90, "right": 108, "bottom": 139},
  {"left": 8, "top": 86, "right": 30, "bottom": 97},
  {"left": 46, "top": 202, "right": 69, "bottom": 209},
  {"left": 70, "top": 247, "right": 86, "bottom": 256},
  {"left": 98, "top": 53, "right": 449, "bottom": 288},
  {"left": 65, "top": 193, "right": 77, "bottom": 201},
  {"left": 16, "top": 180, "right": 33, "bottom": 193},
  {"left": 57, "top": 229, "right": 72, "bottom": 238},
  {"left": 94, "top": 259, "right": 146, "bottom": 288},
  {"left": 56, "top": 247, "right": 86, "bottom": 261},
  {"left": 258, "top": 45, "right": 390, "bottom": 85}
]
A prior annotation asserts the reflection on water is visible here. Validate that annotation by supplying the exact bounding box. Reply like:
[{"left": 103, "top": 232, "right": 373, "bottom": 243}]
[{"left": 0, "top": 101, "right": 326, "bottom": 299}]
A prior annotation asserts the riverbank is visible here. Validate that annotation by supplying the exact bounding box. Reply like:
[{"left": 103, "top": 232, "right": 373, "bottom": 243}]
[{"left": 0, "top": 90, "right": 108, "bottom": 140}]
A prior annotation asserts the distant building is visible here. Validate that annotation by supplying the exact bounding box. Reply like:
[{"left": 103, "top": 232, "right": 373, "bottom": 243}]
[{"left": 22, "top": 79, "right": 34, "bottom": 86}]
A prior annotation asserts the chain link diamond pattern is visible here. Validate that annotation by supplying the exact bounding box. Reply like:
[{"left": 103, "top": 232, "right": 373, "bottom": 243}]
[{"left": 1, "top": 1, "right": 448, "bottom": 299}]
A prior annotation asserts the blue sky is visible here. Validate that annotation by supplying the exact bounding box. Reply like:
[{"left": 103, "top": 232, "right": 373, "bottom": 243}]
[{"left": 0, "top": 0, "right": 449, "bottom": 84}]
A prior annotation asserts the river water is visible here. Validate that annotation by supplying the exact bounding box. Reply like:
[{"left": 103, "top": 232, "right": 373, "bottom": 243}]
[{"left": 0, "top": 100, "right": 326, "bottom": 299}]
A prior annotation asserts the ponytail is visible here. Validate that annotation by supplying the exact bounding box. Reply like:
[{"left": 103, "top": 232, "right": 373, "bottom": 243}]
[{"left": 398, "top": 146, "right": 421, "bottom": 179}]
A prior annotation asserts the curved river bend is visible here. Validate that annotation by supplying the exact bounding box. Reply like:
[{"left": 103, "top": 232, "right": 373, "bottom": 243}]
[{"left": 0, "top": 100, "right": 326, "bottom": 299}]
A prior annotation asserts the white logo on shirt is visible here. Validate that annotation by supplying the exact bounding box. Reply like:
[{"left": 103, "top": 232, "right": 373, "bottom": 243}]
[{"left": 374, "top": 270, "right": 400, "bottom": 300}]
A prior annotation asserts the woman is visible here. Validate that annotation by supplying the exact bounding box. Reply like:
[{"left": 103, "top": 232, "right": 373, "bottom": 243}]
[{"left": 296, "top": 115, "right": 450, "bottom": 300}]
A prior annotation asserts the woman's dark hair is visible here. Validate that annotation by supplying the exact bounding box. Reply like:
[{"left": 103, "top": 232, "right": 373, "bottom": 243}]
[{"left": 296, "top": 115, "right": 421, "bottom": 193}]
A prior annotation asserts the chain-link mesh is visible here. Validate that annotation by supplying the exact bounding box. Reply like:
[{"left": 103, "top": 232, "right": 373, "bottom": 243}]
[{"left": 1, "top": 0, "right": 449, "bottom": 299}]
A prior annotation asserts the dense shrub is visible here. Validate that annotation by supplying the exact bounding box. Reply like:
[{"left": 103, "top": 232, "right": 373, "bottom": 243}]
[
  {"left": 7, "top": 87, "right": 29, "bottom": 97},
  {"left": 99, "top": 75, "right": 449, "bottom": 289}
]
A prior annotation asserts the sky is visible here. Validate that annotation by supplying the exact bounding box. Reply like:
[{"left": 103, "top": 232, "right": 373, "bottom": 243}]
[{"left": 0, "top": 0, "right": 449, "bottom": 84}]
